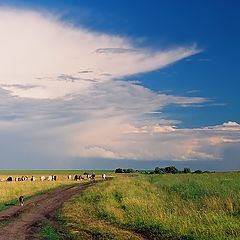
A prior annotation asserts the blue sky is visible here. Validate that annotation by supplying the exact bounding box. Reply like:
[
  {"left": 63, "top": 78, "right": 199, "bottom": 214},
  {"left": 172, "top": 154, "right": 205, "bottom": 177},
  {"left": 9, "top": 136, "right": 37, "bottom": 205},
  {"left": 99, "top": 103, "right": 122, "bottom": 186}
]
[{"left": 0, "top": 1, "right": 239, "bottom": 170}]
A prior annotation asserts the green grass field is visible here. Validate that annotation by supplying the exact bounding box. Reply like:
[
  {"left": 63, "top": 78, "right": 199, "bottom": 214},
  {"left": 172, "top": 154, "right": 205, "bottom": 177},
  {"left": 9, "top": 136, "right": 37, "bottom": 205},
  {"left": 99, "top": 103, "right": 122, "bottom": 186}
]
[{"left": 59, "top": 172, "right": 240, "bottom": 240}]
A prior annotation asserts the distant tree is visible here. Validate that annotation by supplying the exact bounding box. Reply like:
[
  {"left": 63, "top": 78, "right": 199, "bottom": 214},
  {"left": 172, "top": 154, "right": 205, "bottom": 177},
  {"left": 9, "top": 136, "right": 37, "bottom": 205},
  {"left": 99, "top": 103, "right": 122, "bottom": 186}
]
[
  {"left": 164, "top": 166, "right": 179, "bottom": 174},
  {"left": 115, "top": 168, "right": 136, "bottom": 173},
  {"left": 194, "top": 169, "right": 203, "bottom": 174},
  {"left": 115, "top": 168, "right": 123, "bottom": 173},
  {"left": 154, "top": 167, "right": 165, "bottom": 174},
  {"left": 183, "top": 168, "right": 191, "bottom": 174}
]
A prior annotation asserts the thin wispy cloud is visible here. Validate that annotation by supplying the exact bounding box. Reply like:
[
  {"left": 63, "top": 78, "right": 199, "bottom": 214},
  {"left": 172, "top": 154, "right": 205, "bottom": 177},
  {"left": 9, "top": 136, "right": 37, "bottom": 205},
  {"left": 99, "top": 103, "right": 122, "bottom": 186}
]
[{"left": 0, "top": 7, "right": 199, "bottom": 99}]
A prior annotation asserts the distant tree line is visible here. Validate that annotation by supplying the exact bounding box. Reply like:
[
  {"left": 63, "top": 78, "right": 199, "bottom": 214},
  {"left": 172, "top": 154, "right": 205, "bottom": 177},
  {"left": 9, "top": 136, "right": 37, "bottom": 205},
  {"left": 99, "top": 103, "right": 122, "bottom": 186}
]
[
  {"left": 152, "top": 166, "right": 212, "bottom": 174},
  {"left": 115, "top": 168, "right": 138, "bottom": 173},
  {"left": 115, "top": 166, "right": 213, "bottom": 174}
]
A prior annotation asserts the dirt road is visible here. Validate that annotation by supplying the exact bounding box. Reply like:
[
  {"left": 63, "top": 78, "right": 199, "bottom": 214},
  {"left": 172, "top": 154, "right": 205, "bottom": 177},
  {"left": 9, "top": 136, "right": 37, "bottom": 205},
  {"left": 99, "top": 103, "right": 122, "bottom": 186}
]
[{"left": 0, "top": 182, "right": 96, "bottom": 240}]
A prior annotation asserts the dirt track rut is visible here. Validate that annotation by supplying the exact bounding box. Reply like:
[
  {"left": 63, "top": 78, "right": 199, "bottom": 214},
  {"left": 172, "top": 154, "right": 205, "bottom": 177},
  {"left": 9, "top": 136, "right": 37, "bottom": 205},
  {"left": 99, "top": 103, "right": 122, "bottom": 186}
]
[{"left": 0, "top": 182, "right": 96, "bottom": 240}]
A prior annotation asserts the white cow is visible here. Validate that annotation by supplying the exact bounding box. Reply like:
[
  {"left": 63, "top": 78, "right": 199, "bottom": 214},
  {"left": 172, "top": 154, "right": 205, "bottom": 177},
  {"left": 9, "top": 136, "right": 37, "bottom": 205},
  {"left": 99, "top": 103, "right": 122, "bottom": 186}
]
[
  {"left": 47, "top": 176, "right": 53, "bottom": 181},
  {"left": 40, "top": 176, "right": 46, "bottom": 181}
]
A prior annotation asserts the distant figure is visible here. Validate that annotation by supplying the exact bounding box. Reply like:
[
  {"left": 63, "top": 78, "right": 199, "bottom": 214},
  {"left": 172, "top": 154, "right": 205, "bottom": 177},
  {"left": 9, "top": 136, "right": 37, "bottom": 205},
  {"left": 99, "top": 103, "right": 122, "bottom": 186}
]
[
  {"left": 102, "top": 173, "right": 106, "bottom": 180},
  {"left": 68, "top": 175, "right": 72, "bottom": 180},
  {"left": 19, "top": 196, "right": 24, "bottom": 206},
  {"left": 31, "top": 176, "right": 36, "bottom": 181},
  {"left": 6, "top": 176, "right": 13, "bottom": 182},
  {"left": 40, "top": 176, "right": 45, "bottom": 181},
  {"left": 21, "top": 176, "right": 28, "bottom": 181},
  {"left": 53, "top": 175, "right": 57, "bottom": 181},
  {"left": 91, "top": 174, "right": 96, "bottom": 181}
]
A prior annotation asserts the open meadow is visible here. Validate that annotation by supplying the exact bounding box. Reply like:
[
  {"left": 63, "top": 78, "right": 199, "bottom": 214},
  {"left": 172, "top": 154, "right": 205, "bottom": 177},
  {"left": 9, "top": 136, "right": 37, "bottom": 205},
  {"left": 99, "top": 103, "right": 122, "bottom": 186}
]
[{"left": 58, "top": 172, "right": 240, "bottom": 240}]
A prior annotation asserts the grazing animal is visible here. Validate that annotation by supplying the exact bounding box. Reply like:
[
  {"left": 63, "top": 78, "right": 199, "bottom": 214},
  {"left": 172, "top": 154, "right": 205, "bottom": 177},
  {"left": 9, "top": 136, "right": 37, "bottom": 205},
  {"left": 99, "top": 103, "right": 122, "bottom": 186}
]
[
  {"left": 21, "top": 176, "right": 28, "bottom": 181},
  {"left": 91, "top": 174, "right": 96, "bottom": 181},
  {"left": 53, "top": 175, "right": 57, "bottom": 181},
  {"left": 47, "top": 176, "right": 53, "bottom": 181},
  {"left": 40, "top": 176, "right": 45, "bottom": 181},
  {"left": 68, "top": 175, "right": 72, "bottom": 180},
  {"left": 74, "top": 175, "right": 79, "bottom": 181},
  {"left": 102, "top": 173, "right": 106, "bottom": 180},
  {"left": 74, "top": 175, "right": 84, "bottom": 181},
  {"left": 19, "top": 196, "right": 24, "bottom": 206},
  {"left": 31, "top": 176, "right": 36, "bottom": 181},
  {"left": 6, "top": 176, "right": 13, "bottom": 182}
]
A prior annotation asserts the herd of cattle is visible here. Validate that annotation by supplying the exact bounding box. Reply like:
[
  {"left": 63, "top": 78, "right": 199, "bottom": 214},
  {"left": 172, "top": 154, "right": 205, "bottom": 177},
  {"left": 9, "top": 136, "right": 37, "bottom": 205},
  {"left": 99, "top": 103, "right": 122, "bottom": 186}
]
[{"left": 0, "top": 173, "right": 106, "bottom": 182}]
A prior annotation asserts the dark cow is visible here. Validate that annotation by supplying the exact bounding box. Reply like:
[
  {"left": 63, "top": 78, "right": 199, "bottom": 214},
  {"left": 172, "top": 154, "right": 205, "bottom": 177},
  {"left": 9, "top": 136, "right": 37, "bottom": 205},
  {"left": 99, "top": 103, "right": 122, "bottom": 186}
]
[
  {"left": 21, "top": 176, "right": 28, "bottom": 181},
  {"left": 74, "top": 175, "right": 84, "bottom": 181},
  {"left": 19, "top": 196, "right": 24, "bottom": 206},
  {"left": 6, "top": 176, "right": 13, "bottom": 181},
  {"left": 91, "top": 174, "right": 96, "bottom": 181}
]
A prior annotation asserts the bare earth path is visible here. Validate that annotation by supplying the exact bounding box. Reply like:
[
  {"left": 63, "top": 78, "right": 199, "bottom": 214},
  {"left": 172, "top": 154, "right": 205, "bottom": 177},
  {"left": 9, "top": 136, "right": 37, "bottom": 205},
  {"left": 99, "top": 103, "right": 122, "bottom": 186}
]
[{"left": 0, "top": 182, "right": 96, "bottom": 240}]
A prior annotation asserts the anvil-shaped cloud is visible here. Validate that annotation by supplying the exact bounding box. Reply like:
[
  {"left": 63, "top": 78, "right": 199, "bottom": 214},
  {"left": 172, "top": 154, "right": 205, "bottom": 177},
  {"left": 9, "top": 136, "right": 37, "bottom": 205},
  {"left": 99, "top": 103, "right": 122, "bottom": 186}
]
[{"left": 0, "top": 8, "right": 199, "bottom": 99}]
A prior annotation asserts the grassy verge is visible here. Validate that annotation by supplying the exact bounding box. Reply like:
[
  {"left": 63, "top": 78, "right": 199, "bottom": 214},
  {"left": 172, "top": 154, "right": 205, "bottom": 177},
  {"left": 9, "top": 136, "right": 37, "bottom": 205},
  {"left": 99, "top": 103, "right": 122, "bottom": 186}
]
[
  {"left": 59, "top": 172, "right": 240, "bottom": 240},
  {"left": 40, "top": 223, "right": 60, "bottom": 240}
]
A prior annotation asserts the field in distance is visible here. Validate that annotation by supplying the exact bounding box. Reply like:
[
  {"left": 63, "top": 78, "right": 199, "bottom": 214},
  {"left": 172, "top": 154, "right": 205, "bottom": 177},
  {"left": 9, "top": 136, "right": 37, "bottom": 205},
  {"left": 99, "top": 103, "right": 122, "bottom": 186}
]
[{"left": 58, "top": 172, "right": 240, "bottom": 240}]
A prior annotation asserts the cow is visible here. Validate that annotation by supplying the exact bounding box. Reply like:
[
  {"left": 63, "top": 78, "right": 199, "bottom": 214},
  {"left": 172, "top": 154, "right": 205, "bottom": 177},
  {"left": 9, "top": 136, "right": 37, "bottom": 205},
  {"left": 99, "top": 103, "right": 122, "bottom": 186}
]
[
  {"left": 19, "top": 196, "right": 24, "bottom": 206},
  {"left": 74, "top": 175, "right": 78, "bottom": 181},
  {"left": 68, "top": 175, "right": 72, "bottom": 180},
  {"left": 47, "top": 176, "right": 53, "bottom": 181},
  {"left": 102, "top": 173, "right": 106, "bottom": 180},
  {"left": 52, "top": 175, "right": 57, "bottom": 181},
  {"left": 21, "top": 176, "right": 28, "bottom": 181},
  {"left": 74, "top": 175, "right": 84, "bottom": 181},
  {"left": 40, "top": 176, "right": 45, "bottom": 181},
  {"left": 6, "top": 176, "right": 13, "bottom": 182},
  {"left": 91, "top": 174, "right": 96, "bottom": 181},
  {"left": 31, "top": 176, "right": 36, "bottom": 181}
]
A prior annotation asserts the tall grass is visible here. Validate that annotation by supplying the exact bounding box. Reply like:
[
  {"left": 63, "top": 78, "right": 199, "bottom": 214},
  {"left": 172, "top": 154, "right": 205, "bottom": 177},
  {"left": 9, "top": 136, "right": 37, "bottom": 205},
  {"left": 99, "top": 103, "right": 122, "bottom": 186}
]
[{"left": 61, "top": 172, "right": 240, "bottom": 240}]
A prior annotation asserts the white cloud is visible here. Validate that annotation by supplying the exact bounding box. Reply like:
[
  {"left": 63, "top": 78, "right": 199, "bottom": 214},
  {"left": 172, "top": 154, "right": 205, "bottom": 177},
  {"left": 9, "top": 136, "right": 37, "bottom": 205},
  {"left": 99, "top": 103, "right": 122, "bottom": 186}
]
[
  {"left": 0, "top": 7, "right": 239, "bottom": 167},
  {"left": 0, "top": 7, "right": 199, "bottom": 99}
]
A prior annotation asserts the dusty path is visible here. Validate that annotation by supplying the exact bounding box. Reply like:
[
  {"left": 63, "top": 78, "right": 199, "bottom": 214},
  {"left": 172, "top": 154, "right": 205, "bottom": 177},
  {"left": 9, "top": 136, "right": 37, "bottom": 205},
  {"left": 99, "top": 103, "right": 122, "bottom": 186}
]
[{"left": 0, "top": 181, "right": 96, "bottom": 240}]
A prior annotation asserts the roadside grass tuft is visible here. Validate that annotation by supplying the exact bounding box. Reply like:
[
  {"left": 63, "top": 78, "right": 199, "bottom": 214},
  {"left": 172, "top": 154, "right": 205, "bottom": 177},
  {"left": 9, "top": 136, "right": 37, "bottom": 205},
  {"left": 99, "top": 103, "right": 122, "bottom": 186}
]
[{"left": 40, "top": 223, "right": 60, "bottom": 240}]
